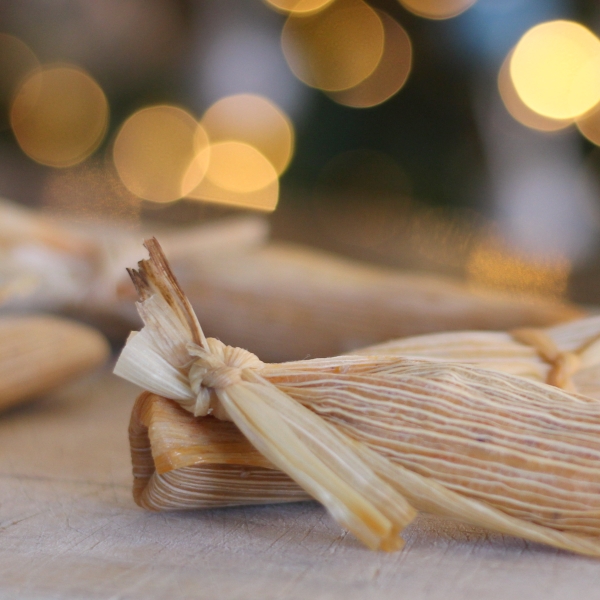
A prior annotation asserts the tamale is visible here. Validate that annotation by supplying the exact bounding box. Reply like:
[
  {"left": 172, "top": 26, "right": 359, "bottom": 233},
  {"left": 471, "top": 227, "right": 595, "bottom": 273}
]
[
  {"left": 0, "top": 315, "right": 109, "bottom": 412},
  {"left": 172, "top": 242, "right": 583, "bottom": 361},
  {"left": 0, "top": 197, "right": 583, "bottom": 360},
  {"left": 129, "top": 314, "right": 600, "bottom": 512},
  {"left": 116, "top": 239, "right": 600, "bottom": 556}
]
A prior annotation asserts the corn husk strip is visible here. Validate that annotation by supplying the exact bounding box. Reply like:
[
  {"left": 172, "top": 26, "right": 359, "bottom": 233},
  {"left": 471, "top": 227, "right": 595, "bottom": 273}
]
[
  {"left": 116, "top": 239, "right": 600, "bottom": 556},
  {"left": 0, "top": 315, "right": 109, "bottom": 411},
  {"left": 214, "top": 369, "right": 417, "bottom": 550}
]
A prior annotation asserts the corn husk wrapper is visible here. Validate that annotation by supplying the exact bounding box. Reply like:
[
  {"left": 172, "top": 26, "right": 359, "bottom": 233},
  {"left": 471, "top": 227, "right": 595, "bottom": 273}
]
[
  {"left": 116, "top": 239, "right": 600, "bottom": 556},
  {"left": 0, "top": 315, "right": 110, "bottom": 412},
  {"left": 0, "top": 198, "right": 268, "bottom": 320},
  {"left": 174, "top": 242, "right": 584, "bottom": 361},
  {"left": 0, "top": 197, "right": 583, "bottom": 360},
  {"left": 353, "top": 315, "right": 600, "bottom": 398},
  {"left": 128, "top": 312, "right": 600, "bottom": 531},
  {"left": 129, "top": 392, "right": 310, "bottom": 510}
]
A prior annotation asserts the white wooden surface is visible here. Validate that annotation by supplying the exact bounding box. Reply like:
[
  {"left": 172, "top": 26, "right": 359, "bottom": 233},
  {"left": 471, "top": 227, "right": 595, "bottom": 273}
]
[{"left": 1, "top": 369, "right": 600, "bottom": 600}]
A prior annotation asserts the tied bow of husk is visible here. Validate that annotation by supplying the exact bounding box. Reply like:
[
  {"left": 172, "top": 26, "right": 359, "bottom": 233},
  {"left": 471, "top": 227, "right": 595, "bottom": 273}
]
[
  {"left": 116, "top": 238, "right": 416, "bottom": 551},
  {"left": 115, "top": 239, "right": 600, "bottom": 557}
]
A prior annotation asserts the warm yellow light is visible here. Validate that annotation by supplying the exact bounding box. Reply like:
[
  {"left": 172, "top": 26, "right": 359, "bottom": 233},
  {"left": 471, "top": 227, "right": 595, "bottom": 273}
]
[
  {"left": 577, "top": 106, "right": 600, "bottom": 146},
  {"left": 510, "top": 20, "right": 600, "bottom": 120},
  {"left": 281, "top": 0, "right": 384, "bottom": 92},
  {"left": 10, "top": 65, "right": 108, "bottom": 167},
  {"left": 201, "top": 94, "right": 294, "bottom": 175},
  {"left": 328, "top": 12, "right": 412, "bottom": 108},
  {"left": 113, "top": 105, "right": 207, "bottom": 203},
  {"left": 181, "top": 127, "right": 211, "bottom": 197},
  {"left": 0, "top": 34, "right": 39, "bottom": 129},
  {"left": 187, "top": 143, "right": 279, "bottom": 212},
  {"left": 398, "top": 0, "right": 477, "bottom": 20},
  {"left": 187, "top": 178, "right": 279, "bottom": 212},
  {"left": 498, "top": 50, "right": 572, "bottom": 132},
  {"left": 263, "top": 0, "right": 334, "bottom": 15},
  {"left": 203, "top": 141, "right": 278, "bottom": 194}
]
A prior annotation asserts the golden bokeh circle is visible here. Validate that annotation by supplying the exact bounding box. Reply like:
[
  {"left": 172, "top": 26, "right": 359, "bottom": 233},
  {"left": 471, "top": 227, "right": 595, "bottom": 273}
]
[
  {"left": 510, "top": 20, "right": 600, "bottom": 120},
  {"left": 11, "top": 65, "right": 109, "bottom": 167},
  {"left": 263, "top": 0, "right": 334, "bottom": 15},
  {"left": 201, "top": 94, "right": 294, "bottom": 175},
  {"left": 281, "top": 0, "right": 385, "bottom": 92},
  {"left": 203, "top": 141, "right": 279, "bottom": 194},
  {"left": 498, "top": 50, "right": 572, "bottom": 132},
  {"left": 113, "top": 105, "right": 203, "bottom": 203},
  {"left": 328, "top": 12, "right": 412, "bottom": 108},
  {"left": 398, "top": 0, "right": 477, "bottom": 20}
]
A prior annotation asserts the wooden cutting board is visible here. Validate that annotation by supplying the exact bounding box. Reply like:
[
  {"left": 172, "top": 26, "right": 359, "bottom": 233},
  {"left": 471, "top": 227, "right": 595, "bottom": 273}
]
[{"left": 0, "top": 369, "right": 598, "bottom": 600}]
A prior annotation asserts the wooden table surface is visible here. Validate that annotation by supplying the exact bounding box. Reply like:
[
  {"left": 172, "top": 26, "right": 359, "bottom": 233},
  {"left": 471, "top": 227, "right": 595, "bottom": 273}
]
[{"left": 2, "top": 367, "right": 600, "bottom": 600}]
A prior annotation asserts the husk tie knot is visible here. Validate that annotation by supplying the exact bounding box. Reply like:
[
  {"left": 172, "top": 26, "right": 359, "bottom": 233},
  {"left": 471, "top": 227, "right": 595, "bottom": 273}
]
[
  {"left": 511, "top": 328, "right": 582, "bottom": 392},
  {"left": 187, "top": 338, "right": 264, "bottom": 417}
]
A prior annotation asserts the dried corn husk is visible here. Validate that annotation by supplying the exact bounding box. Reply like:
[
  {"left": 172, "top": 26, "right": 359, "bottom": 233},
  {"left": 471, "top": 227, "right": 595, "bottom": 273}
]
[
  {"left": 116, "top": 239, "right": 600, "bottom": 556},
  {"left": 128, "top": 314, "right": 600, "bottom": 514},
  {"left": 129, "top": 392, "right": 309, "bottom": 510},
  {"left": 352, "top": 315, "right": 600, "bottom": 397},
  {"left": 0, "top": 197, "right": 583, "bottom": 360},
  {"left": 0, "top": 315, "right": 110, "bottom": 411},
  {"left": 174, "top": 242, "right": 584, "bottom": 361},
  {"left": 0, "top": 198, "right": 268, "bottom": 319}
]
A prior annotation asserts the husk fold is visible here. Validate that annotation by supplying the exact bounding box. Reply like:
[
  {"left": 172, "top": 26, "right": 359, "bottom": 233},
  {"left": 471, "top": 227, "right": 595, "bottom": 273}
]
[{"left": 116, "top": 239, "right": 600, "bottom": 556}]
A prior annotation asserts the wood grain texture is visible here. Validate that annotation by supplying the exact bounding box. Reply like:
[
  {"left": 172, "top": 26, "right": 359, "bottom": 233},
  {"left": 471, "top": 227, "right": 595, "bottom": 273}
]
[{"left": 2, "top": 371, "right": 600, "bottom": 600}]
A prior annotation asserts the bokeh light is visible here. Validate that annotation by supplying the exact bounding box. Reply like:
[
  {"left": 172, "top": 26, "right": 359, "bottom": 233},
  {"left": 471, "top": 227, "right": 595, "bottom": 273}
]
[
  {"left": 0, "top": 34, "right": 39, "bottom": 130},
  {"left": 281, "top": 0, "right": 385, "bottom": 91},
  {"left": 11, "top": 65, "right": 108, "bottom": 168},
  {"left": 203, "top": 141, "right": 278, "bottom": 194},
  {"left": 328, "top": 12, "right": 412, "bottom": 108},
  {"left": 510, "top": 21, "right": 600, "bottom": 120},
  {"left": 398, "top": 0, "right": 477, "bottom": 20},
  {"left": 498, "top": 50, "right": 572, "bottom": 132},
  {"left": 186, "top": 143, "right": 279, "bottom": 212},
  {"left": 263, "top": 0, "right": 334, "bottom": 15},
  {"left": 201, "top": 94, "right": 294, "bottom": 175},
  {"left": 577, "top": 106, "right": 600, "bottom": 146},
  {"left": 113, "top": 105, "right": 206, "bottom": 203}
]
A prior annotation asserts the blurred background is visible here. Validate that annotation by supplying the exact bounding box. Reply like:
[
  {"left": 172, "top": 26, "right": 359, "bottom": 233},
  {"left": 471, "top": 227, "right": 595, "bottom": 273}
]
[{"left": 1, "top": 0, "right": 600, "bottom": 303}]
